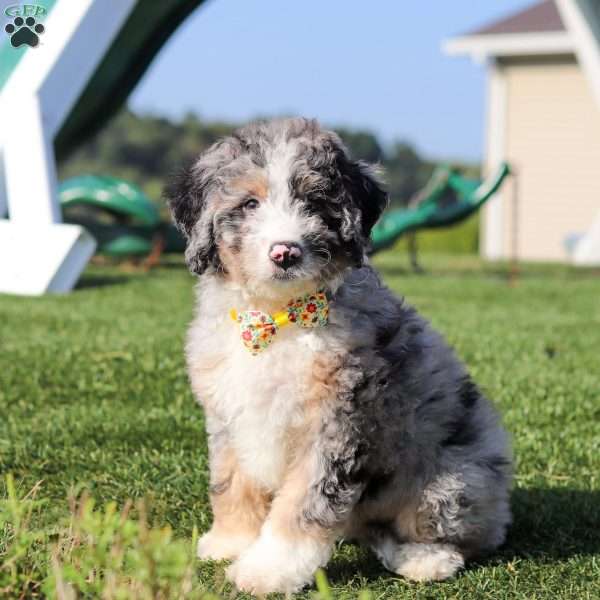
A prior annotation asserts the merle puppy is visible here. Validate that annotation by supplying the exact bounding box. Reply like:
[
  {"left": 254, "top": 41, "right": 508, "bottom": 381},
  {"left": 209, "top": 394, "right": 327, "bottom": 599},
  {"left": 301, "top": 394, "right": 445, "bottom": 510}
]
[{"left": 165, "top": 117, "right": 511, "bottom": 595}]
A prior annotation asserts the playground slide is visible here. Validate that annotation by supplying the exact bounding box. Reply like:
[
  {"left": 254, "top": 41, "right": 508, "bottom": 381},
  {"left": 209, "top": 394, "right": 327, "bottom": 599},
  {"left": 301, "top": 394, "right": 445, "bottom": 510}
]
[
  {"left": 370, "top": 163, "right": 511, "bottom": 253},
  {"left": 57, "top": 164, "right": 510, "bottom": 260}
]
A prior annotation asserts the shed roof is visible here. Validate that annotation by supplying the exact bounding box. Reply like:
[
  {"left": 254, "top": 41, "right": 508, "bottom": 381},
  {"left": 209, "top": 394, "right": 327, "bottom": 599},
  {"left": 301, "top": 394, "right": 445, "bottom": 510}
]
[{"left": 471, "top": 1, "right": 565, "bottom": 36}]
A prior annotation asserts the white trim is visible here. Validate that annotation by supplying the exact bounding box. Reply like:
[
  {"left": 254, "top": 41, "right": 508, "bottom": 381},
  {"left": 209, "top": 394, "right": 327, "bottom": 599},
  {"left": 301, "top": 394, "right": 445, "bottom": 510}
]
[
  {"left": 443, "top": 32, "right": 574, "bottom": 63},
  {"left": 482, "top": 60, "right": 507, "bottom": 261},
  {"left": 556, "top": 0, "right": 600, "bottom": 109}
]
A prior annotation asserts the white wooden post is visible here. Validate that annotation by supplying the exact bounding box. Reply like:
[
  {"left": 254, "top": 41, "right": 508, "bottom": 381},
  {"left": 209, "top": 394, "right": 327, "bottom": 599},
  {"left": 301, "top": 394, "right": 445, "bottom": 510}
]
[
  {"left": 0, "top": 0, "right": 138, "bottom": 294},
  {"left": 482, "top": 59, "right": 508, "bottom": 261},
  {"left": 557, "top": 0, "right": 600, "bottom": 109},
  {"left": 557, "top": 0, "right": 600, "bottom": 265}
]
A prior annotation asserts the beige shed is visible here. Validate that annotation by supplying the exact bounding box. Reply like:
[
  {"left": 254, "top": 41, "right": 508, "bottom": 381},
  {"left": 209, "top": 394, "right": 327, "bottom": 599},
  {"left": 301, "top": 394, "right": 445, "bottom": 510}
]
[{"left": 445, "top": 0, "right": 600, "bottom": 264}]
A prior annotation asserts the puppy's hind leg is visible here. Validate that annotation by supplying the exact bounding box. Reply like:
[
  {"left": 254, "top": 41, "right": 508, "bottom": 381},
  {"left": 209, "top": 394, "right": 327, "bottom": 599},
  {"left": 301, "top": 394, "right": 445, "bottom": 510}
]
[
  {"left": 371, "top": 532, "right": 464, "bottom": 582},
  {"left": 369, "top": 456, "right": 510, "bottom": 582}
]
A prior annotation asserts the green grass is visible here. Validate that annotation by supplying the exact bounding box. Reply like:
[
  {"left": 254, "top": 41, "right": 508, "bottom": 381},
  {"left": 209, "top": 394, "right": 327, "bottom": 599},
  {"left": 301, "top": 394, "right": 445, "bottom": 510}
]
[{"left": 1, "top": 252, "right": 599, "bottom": 599}]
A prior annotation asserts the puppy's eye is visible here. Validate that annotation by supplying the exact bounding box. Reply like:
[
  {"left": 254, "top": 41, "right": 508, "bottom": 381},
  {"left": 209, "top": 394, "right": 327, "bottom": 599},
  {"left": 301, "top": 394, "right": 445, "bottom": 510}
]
[{"left": 243, "top": 198, "right": 260, "bottom": 211}]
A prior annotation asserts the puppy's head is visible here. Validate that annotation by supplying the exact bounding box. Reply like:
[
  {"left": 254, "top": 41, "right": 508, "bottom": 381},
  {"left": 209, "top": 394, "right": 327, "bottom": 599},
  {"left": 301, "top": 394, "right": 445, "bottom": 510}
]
[{"left": 165, "top": 118, "right": 387, "bottom": 299}]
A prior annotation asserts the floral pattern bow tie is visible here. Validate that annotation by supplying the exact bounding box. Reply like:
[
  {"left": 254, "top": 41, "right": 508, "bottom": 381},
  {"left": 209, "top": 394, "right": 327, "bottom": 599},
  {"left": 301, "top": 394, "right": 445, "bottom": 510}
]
[{"left": 230, "top": 291, "right": 329, "bottom": 355}]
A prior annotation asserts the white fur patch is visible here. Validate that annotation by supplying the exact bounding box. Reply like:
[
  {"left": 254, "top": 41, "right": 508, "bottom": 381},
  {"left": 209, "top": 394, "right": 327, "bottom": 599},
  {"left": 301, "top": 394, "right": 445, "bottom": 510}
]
[
  {"left": 187, "top": 278, "right": 328, "bottom": 491},
  {"left": 374, "top": 539, "right": 464, "bottom": 582},
  {"left": 226, "top": 522, "right": 332, "bottom": 594},
  {"left": 196, "top": 530, "right": 255, "bottom": 561},
  {"left": 266, "top": 138, "right": 299, "bottom": 204},
  {"left": 229, "top": 136, "right": 328, "bottom": 299}
]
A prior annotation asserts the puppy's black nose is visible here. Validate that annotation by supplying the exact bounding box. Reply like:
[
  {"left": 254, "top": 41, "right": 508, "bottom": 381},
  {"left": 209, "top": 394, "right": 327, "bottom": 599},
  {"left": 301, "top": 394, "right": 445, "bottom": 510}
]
[{"left": 269, "top": 242, "right": 303, "bottom": 270}]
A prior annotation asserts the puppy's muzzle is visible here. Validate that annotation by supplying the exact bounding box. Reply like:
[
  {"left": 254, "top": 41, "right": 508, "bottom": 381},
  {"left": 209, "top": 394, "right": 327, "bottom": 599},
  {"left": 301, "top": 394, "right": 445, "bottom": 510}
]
[{"left": 269, "top": 242, "right": 303, "bottom": 270}]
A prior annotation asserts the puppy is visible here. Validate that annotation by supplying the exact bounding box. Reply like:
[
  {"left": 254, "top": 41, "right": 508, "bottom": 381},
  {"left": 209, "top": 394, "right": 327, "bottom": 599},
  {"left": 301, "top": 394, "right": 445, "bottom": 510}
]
[{"left": 165, "top": 118, "right": 511, "bottom": 594}]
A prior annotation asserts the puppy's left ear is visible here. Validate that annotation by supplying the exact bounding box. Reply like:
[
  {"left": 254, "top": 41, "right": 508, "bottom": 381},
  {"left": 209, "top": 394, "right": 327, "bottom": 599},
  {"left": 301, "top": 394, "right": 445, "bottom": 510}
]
[{"left": 343, "top": 160, "right": 388, "bottom": 239}]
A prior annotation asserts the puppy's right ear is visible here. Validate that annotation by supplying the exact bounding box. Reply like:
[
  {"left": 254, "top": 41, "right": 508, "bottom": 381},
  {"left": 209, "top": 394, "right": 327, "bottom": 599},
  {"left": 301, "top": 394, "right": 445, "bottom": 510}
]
[
  {"left": 164, "top": 163, "right": 217, "bottom": 275},
  {"left": 164, "top": 164, "right": 205, "bottom": 239},
  {"left": 164, "top": 138, "right": 240, "bottom": 275}
]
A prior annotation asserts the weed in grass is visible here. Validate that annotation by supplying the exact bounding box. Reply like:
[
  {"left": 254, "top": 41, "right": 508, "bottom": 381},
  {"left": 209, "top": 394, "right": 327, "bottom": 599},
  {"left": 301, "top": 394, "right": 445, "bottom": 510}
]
[
  {"left": 0, "top": 475, "right": 47, "bottom": 597},
  {"left": 1, "top": 476, "right": 217, "bottom": 599}
]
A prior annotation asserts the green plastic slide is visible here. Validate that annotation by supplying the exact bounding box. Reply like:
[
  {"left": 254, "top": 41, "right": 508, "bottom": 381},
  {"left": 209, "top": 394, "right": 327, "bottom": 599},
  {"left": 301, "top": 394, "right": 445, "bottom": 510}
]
[
  {"left": 370, "top": 162, "right": 511, "bottom": 253},
  {"left": 60, "top": 176, "right": 160, "bottom": 226},
  {"left": 59, "top": 163, "right": 510, "bottom": 259},
  {"left": 59, "top": 175, "right": 187, "bottom": 257},
  {"left": 59, "top": 176, "right": 160, "bottom": 257}
]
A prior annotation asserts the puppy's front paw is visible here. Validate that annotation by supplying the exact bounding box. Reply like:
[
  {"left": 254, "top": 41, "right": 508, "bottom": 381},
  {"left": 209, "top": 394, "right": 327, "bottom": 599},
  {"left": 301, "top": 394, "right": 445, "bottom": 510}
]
[
  {"left": 226, "top": 549, "right": 306, "bottom": 595},
  {"left": 226, "top": 524, "right": 331, "bottom": 594},
  {"left": 197, "top": 529, "right": 256, "bottom": 561}
]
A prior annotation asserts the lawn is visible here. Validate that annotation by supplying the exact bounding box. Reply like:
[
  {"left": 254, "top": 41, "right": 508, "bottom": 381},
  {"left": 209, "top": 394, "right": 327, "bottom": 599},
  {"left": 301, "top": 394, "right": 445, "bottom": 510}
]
[{"left": 1, "top": 252, "right": 599, "bottom": 599}]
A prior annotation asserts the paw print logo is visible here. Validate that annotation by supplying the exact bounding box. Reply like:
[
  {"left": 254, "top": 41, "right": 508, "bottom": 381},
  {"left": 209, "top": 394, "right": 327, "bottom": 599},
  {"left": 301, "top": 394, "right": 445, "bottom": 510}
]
[{"left": 5, "top": 16, "right": 45, "bottom": 48}]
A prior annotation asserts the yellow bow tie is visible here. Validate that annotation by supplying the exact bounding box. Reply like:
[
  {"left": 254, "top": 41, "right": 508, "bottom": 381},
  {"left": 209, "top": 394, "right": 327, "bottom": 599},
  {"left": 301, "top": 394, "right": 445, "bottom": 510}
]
[{"left": 230, "top": 291, "right": 329, "bottom": 355}]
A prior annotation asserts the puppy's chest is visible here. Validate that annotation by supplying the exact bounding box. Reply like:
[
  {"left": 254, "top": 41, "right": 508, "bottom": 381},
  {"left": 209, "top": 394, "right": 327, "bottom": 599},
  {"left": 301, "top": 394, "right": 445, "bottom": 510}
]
[{"left": 205, "top": 326, "right": 324, "bottom": 490}]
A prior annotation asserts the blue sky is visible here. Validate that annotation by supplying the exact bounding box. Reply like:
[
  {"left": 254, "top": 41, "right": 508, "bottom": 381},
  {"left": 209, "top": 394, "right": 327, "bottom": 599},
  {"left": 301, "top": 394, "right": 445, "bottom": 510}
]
[{"left": 130, "top": 0, "right": 534, "bottom": 163}]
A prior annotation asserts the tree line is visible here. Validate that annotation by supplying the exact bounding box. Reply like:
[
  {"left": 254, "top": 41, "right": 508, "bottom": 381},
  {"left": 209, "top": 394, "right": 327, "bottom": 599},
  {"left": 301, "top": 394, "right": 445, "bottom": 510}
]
[{"left": 58, "top": 109, "right": 477, "bottom": 219}]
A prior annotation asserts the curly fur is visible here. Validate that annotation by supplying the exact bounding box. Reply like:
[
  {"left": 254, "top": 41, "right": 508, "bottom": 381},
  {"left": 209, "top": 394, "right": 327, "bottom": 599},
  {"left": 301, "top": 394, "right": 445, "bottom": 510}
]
[{"left": 165, "top": 117, "right": 512, "bottom": 595}]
